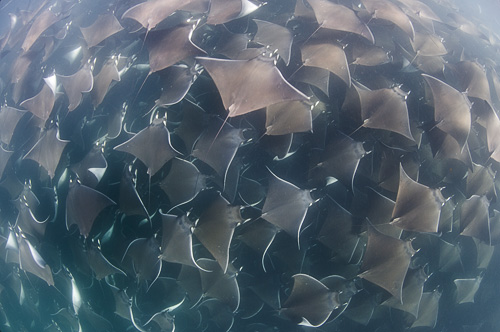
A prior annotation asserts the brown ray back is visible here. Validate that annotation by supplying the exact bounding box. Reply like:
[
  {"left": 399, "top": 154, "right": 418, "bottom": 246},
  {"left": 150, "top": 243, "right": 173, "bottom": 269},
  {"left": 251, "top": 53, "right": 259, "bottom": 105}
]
[
  {"left": 87, "top": 243, "right": 125, "bottom": 280},
  {"left": 119, "top": 167, "right": 149, "bottom": 219},
  {"left": 122, "top": 0, "right": 209, "bottom": 31},
  {"left": 91, "top": 58, "right": 120, "bottom": 107},
  {"left": 307, "top": 0, "right": 374, "bottom": 43},
  {"left": 422, "top": 74, "right": 471, "bottom": 149},
  {"left": 21, "top": 9, "right": 60, "bottom": 52},
  {"left": 454, "top": 275, "right": 482, "bottom": 304},
  {"left": 191, "top": 120, "right": 244, "bottom": 183},
  {"left": 391, "top": 164, "right": 445, "bottom": 233},
  {"left": 460, "top": 195, "right": 490, "bottom": 245},
  {"left": 411, "top": 289, "right": 441, "bottom": 328},
  {"left": 23, "top": 127, "right": 69, "bottom": 179},
  {"left": 452, "top": 61, "right": 491, "bottom": 104},
  {"left": 349, "top": 41, "right": 390, "bottom": 66},
  {"left": 147, "top": 24, "right": 205, "bottom": 74},
  {"left": 301, "top": 39, "right": 351, "bottom": 87},
  {"left": 281, "top": 274, "right": 340, "bottom": 327},
  {"left": 411, "top": 31, "right": 447, "bottom": 56},
  {"left": 197, "top": 258, "right": 240, "bottom": 312},
  {"left": 309, "top": 133, "right": 366, "bottom": 189},
  {"left": 291, "top": 66, "right": 330, "bottom": 96},
  {"left": 58, "top": 63, "right": 94, "bottom": 112},
  {"left": 261, "top": 169, "right": 313, "bottom": 245},
  {"left": 19, "top": 76, "right": 56, "bottom": 123},
  {"left": 382, "top": 267, "right": 427, "bottom": 318},
  {"left": 196, "top": 56, "right": 308, "bottom": 117},
  {"left": 114, "top": 118, "right": 180, "bottom": 176},
  {"left": 80, "top": 13, "right": 123, "bottom": 48},
  {"left": 361, "top": 0, "right": 415, "bottom": 40},
  {"left": 207, "top": 0, "right": 261, "bottom": 25},
  {"left": 66, "top": 180, "right": 116, "bottom": 238},
  {"left": 193, "top": 193, "right": 242, "bottom": 273},
  {"left": 18, "top": 235, "right": 54, "bottom": 286},
  {"left": 253, "top": 19, "right": 293, "bottom": 65},
  {"left": 122, "top": 237, "right": 161, "bottom": 287},
  {"left": 158, "top": 158, "right": 206, "bottom": 209},
  {"left": 265, "top": 100, "right": 313, "bottom": 136},
  {"left": 358, "top": 226, "right": 415, "bottom": 301},
  {"left": 317, "top": 200, "right": 360, "bottom": 263},
  {"left": 160, "top": 213, "right": 200, "bottom": 269},
  {"left": 356, "top": 84, "right": 415, "bottom": 141}
]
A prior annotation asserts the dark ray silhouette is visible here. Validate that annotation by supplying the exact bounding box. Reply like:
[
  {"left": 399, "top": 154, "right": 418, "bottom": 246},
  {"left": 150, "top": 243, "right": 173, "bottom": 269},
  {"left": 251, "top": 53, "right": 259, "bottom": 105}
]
[
  {"left": 154, "top": 64, "right": 201, "bottom": 108},
  {"left": 21, "top": 9, "right": 61, "bottom": 52},
  {"left": 197, "top": 258, "right": 240, "bottom": 312},
  {"left": 19, "top": 76, "right": 57, "bottom": 123},
  {"left": 309, "top": 133, "right": 366, "bottom": 189},
  {"left": 261, "top": 170, "right": 313, "bottom": 246},
  {"left": 23, "top": 126, "right": 69, "bottom": 179},
  {"left": 160, "top": 212, "right": 201, "bottom": 269},
  {"left": 66, "top": 180, "right": 116, "bottom": 238},
  {"left": 382, "top": 267, "right": 427, "bottom": 317},
  {"left": 158, "top": 158, "right": 206, "bottom": 209},
  {"left": 87, "top": 243, "right": 125, "bottom": 280},
  {"left": 70, "top": 144, "right": 107, "bottom": 188},
  {"left": 91, "top": 58, "right": 120, "bottom": 107},
  {"left": 191, "top": 120, "right": 244, "bottom": 183},
  {"left": 0, "top": 146, "right": 14, "bottom": 180},
  {"left": 281, "top": 274, "right": 340, "bottom": 327},
  {"left": 122, "top": 237, "right": 162, "bottom": 287},
  {"left": 454, "top": 275, "right": 482, "bottom": 304},
  {"left": 18, "top": 235, "right": 54, "bottom": 286},
  {"left": 119, "top": 166, "right": 149, "bottom": 219},
  {"left": 358, "top": 227, "right": 415, "bottom": 301},
  {"left": 317, "top": 200, "right": 360, "bottom": 263},
  {"left": 193, "top": 193, "right": 242, "bottom": 273},
  {"left": 114, "top": 118, "right": 180, "bottom": 176},
  {"left": 238, "top": 218, "right": 277, "bottom": 271},
  {"left": 122, "top": 0, "right": 209, "bottom": 31},
  {"left": 0, "top": 106, "right": 27, "bottom": 146},
  {"left": 460, "top": 195, "right": 490, "bottom": 245},
  {"left": 58, "top": 63, "right": 94, "bottom": 112}
]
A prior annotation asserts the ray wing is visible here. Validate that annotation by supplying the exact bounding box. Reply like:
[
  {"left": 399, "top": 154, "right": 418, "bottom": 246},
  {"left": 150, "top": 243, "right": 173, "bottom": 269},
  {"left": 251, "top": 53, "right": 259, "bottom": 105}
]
[
  {"left": 196, "top": 56, "right": 308, "bottom": 117},
  {"left": 66, "top": 180, "right": 116, "bottom": 238},
  {"left": 358, "top": 227, "right": 415, "bottom": 301},
  {"left": 114, "top": 118, "right": 180, "bottom": 176},
  {"left": 80, "top": 13, "right": 123, "bottom": 48}
]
